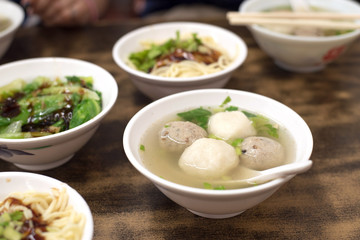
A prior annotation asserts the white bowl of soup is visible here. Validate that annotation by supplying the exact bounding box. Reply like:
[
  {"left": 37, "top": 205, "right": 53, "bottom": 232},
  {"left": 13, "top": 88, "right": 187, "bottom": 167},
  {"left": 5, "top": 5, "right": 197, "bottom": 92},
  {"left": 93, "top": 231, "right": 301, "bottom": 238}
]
[
  {"left": 112, "top": 22, "right": 247, "bottom": 100},
  {"left": 0, "top": 0, "right": 24, "bottom": 60},
  {"left": 123, "top": 89, "right": 313, "bottom": 219},
  {"left": 239, "top": 0, "right": 360, "bottom": 73},
  {"left": 0, "top": 171, "right": 93, "bottom": 240},
  {"left": 0, "top": 57, "right": 118, "bottom": 171}
]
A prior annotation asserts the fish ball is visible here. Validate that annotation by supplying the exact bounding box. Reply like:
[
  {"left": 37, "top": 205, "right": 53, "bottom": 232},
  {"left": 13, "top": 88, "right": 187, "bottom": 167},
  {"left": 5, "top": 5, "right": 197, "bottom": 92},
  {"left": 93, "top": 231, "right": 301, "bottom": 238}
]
[
  {"left": 179, "top": 138, "right": 239, "bottom": 179},
  {"left": 208, "top": 111, "right": 256, "bottom": 140},
  {"left": 159, "top": 121, "right": 207, "bottom": 152},
  {"left": 240, "top": 136, "right": 285, "bottom": 171}
]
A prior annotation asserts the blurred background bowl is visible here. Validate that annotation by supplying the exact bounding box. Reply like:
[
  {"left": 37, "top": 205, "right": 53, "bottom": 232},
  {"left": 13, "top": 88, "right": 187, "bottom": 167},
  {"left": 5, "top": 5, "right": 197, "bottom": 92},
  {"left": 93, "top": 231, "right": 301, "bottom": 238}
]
[
  {"left": 0, "top": 171, "right": 93, "bottom": 240},
  {"left": 0, "top": 57, "right": 118, "bottom": 171},
  {"left": 112, "top": 22, "right": 247, "bottom": 100},
  {"left": 0, "top": 0, "right": 24, "bottom": 60},
  {"left": 123, "top": 89, "right": 313, "bottom": 219},
  {"left": 239, "top": 0, "right": 360, "bottom": 73}
]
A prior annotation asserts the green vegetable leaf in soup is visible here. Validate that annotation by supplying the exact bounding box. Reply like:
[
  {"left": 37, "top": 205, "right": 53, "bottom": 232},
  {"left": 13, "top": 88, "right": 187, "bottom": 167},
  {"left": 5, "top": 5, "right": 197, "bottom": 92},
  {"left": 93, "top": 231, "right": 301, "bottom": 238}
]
[{"left": 177, "top": 107, "right": 212, "bottom": 129}]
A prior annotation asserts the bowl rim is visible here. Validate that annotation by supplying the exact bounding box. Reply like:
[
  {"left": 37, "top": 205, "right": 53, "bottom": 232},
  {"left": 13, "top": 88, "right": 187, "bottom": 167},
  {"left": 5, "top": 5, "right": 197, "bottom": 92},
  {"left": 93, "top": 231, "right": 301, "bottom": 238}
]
[
  {"left": 112, "top": 21, "right": 248, "bottom": 83},
  {"left": 123, "top": 88, "right": 313, "bottom": 197},
  {"left": 0, "top": 57, "right": 118, "bottom": 144},
  {"left": 239, "top": 0, "right": 360, "bottom": 42},
  {"left": 0, "top": 0, "right": 24, "bottom": 38},
  {"left": 0, "top": 171, "right": 94, "bottom": 240}
]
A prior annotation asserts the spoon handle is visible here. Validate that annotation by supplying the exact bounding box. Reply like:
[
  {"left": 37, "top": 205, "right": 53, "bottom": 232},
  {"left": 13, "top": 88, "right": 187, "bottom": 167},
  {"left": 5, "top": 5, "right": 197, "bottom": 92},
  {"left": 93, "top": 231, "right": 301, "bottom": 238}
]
[{"left": 246, "top": 160, "right": 313, "bottom": 184}]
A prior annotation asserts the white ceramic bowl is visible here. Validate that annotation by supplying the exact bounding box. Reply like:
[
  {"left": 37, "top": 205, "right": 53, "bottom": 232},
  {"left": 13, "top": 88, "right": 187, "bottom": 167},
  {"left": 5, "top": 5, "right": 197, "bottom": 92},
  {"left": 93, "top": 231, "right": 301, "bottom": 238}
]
[
  {"left": 123, "top": 89, "right": 313, "bottom": 219},
  {"left": 0, "top": 171, "right": 93, "bottom": 240},
  {"left": 0, "top": 0, "right": 24, "bottom": 60},
  {"left": 240, "top": 0, "right": 360, "bottom": 73},
  {"left": 0, "top": 57, "right": 118, "bottom": 171},
  {"left": 112, "top": 22, "right": 247, "bottom": 100}
]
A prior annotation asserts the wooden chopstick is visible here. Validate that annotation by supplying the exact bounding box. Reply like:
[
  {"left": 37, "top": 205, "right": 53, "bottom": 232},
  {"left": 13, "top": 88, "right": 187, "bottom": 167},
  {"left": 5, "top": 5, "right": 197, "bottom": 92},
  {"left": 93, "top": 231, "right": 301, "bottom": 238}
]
[
  {"left": 227, "top": 11, "right": 360, "bottom": 20},
  {"left": 227, "top": 11, "right": 360, "bottom": 30}
]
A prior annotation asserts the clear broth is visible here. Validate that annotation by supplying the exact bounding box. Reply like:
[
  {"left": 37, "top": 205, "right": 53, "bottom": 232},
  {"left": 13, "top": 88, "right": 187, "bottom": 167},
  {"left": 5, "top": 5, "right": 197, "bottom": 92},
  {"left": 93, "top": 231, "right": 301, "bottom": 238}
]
[{"left": 140, "top": 107, "right": 296, "bottom": 190}]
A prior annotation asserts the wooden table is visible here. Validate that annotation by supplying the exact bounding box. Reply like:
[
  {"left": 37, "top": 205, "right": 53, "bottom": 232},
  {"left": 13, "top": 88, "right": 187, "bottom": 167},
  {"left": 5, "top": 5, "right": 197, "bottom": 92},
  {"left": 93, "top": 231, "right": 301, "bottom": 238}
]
[{"left": 1, "top": 18, "right": 360, "bottom": 240}]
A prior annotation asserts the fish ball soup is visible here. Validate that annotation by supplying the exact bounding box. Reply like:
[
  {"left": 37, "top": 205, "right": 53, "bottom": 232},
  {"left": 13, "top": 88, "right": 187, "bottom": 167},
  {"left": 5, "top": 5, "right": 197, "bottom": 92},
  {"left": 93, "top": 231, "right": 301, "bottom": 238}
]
[{"left": 139, "top": 97, "right": 296, "bottom": 190}]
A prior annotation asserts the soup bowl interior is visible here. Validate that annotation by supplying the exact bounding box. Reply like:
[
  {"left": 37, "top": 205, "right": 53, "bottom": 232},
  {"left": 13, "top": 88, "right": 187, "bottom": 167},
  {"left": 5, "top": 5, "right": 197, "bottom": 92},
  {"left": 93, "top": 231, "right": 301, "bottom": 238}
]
[
  {"left": 0, "top": 57, "right": 118, "bottom": 171},
  {"left": 112, "top": 22, "right": 248, "bottom": 100},
  {"left": 239, "top": 0, "right": 360, "bottom": 73},
  {"left": 0, "top": 0, "right": 24, "bottom": 59},
  {"left": 0, "top": 172, "right": 93, "bottom": 240},
  {"left": 123, "top": 89, "right": 313, "bottom": 218}
]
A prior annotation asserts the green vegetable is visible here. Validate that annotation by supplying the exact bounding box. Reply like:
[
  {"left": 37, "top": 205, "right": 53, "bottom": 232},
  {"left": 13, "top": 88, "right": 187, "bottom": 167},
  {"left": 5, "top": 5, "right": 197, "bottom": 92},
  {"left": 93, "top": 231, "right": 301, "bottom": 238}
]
[
  {"left": 0, "top": 121, "right": 22, "bottom": 134},
  {"left": 0, "top": 105, "right": 29, "bottom": 127},
  {"left": 225, "top": 106, "right": 238, "bottom": 112},
  {"left": 0, "top": 211, "right": 24, "bottom": 240},
  {"left": 220, "top": 96, "right": 232, "bottom": 107},
  {"left": 129, "top": 31, "right": 203, "bottom": 72},
  {"left": 176, "top": 96, "right": 279, "bottom": 139},
  {"left": 40, "top": 86, "right": 99, "bottom": 101},
  {"left": 20, "top": 94, "right": 69, "bottom": 124},
  {"left": 230, "top": 138, "right": 244, "bottom": 156},
  {"left": 9, "top": 212, "right": 23, "bottom": 221},
  {"left": 208, "top": 133, "right": 222, "bottom": 140},
  {"left": 203, "top": 182, "right": 225, "bottom": 190},
  {"left": 0, "top": 132, "right": 37, "bottom": 139},
  {"left": 3, "top": 226, "right": 22, "bottom": 240},
  {"left": 0, "top": 79, "right": 26, "bottom": 101},
  {"left": 242, "top": 110, "right": 257, "bottom": 118},
  {"left": 66, "top": 75, "right": 94, "bottom": 89},
  {"left": 177, "top": 107, "right": 212, "bottom": 129},
  {"left": 0, "top": 76, "right": 102, "bottom": 139},
  {"left": 69, "top": 99, "right": 101, "bottom": 129},
  {"left": 140, "top": 145, "right": 145, "bottom": 151},
  {"left": 0, "top": 213, "right": 11, "bottom": 225},
  {"left": 22, "top": 76, "right": 52, "bottom": 94},
  {"left": 244, "top": 112, "right": 279, "bottom": 138}
]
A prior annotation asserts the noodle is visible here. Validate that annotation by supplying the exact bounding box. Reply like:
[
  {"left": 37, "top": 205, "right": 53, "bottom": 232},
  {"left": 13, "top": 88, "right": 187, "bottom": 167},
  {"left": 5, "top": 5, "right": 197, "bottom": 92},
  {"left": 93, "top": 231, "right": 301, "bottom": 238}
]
[
  {"left": 128, "top": 34, "right": 233, "bottom": 77},
  {"left": 0, "top": 187, "right": 85, "bottom": 240},
  {"left": 150, "top": 55, "right": 231, "bottom": 78}
]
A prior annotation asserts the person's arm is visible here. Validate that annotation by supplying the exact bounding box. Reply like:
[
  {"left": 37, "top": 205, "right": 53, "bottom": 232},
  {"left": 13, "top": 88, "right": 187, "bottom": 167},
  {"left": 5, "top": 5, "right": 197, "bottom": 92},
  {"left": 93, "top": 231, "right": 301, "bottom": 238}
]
[{"left": 22, "top": 0, "right": 109, "bottom": 26}]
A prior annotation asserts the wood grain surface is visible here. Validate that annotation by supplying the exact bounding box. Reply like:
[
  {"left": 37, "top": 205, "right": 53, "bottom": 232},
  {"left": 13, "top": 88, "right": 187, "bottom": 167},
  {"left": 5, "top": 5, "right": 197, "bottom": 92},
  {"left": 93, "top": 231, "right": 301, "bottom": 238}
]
[{"left": 1, "top": 19, "right": 360, "bottom": 240}]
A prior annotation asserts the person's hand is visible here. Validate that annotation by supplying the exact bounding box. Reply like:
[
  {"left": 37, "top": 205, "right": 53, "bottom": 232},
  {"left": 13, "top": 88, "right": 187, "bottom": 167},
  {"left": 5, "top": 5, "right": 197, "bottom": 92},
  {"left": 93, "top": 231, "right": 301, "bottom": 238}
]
[{"left": 21, "top": 0, "right": 106, "bottom": 26}]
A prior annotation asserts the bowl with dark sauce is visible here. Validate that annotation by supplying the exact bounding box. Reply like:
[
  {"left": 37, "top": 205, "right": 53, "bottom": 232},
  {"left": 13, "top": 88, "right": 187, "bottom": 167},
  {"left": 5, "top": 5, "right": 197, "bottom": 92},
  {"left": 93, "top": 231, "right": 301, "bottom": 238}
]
[
  {"left": 0, "top": 57, "right": 118, "bottom": 170},
  {"left": 112, "top": 22, "right": 247, "bottom": 100},
  {"left": 0, "top": 171, "right": 93, "bottom": 240}
]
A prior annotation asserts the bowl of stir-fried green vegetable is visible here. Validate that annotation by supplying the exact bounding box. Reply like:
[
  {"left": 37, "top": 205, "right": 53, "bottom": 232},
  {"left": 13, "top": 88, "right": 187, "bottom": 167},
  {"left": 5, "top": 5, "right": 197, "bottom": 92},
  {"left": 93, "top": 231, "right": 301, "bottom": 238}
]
[
  {"left": 0, "top": 57, "right": 118, "bottom": 171},
  {"left": 112, "top": 22, "right": 247, "bottom": 100},
  {"left": 0, "top": 1, "right": 24, "bottom": 60}
]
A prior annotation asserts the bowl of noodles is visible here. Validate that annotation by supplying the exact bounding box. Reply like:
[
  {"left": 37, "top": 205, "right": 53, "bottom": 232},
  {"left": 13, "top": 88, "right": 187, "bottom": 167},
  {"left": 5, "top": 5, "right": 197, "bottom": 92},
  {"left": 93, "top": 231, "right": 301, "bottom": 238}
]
[
  {"left": 239, "top": 0, "right": 360, "bottom": 73},
  {"left": 123, "top": 89, "right": 313, "bottom": 219},
  {"left": 112, "top": 22, "right": 247, "bottom": 100},
  {"left": 0, "top": 0, "right": 24, "bottom": 60},
  {"left": 0, "top": 171, "right": 93, "bottom": 240}
]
